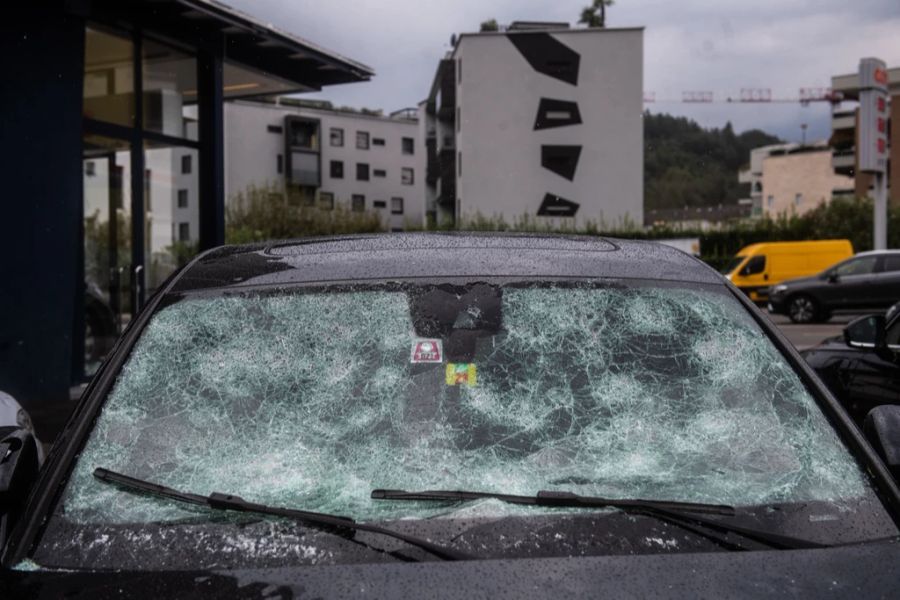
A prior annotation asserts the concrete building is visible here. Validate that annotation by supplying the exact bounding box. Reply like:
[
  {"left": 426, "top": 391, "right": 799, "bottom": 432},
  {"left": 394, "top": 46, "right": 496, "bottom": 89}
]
[
  {"left": 760, "top": 145, "right": 855, "bottom": 216},
  {"left": 421, "top": 23, "right": 644, "bottom": 228},
  {"left": 739, "top": 143, "right": 854, "bottom": 217},
  {"left": 224, "top": 99, "right": 425, "bottom": 230},
  {"left": 830, "top": 65, "right": 899, "bottom": 206}
]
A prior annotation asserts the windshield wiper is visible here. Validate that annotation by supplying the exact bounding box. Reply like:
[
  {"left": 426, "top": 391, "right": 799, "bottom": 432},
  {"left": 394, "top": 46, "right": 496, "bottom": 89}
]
[
  {"left": 371, "top": 488, "right": 828, "bottom": 551},
  {"left": 93, "top": 468, "right": 475, "bottom": 561}
]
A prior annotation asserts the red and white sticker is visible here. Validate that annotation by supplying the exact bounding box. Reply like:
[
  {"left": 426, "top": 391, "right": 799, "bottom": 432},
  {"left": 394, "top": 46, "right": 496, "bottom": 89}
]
[{"left": 410, "top": 339, "right": 443, "bottom": 363}]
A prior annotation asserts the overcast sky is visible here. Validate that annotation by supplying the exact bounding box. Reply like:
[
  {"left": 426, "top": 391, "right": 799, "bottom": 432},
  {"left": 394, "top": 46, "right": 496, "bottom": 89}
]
[{"left": 227, "top": 0, "right": 900, "bottom": 142}]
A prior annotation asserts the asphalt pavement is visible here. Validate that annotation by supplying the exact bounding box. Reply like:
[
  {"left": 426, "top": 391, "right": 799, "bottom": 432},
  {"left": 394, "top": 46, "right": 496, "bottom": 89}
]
[{"left": 764, "top": 312, "right": 855, "bottom": 351}]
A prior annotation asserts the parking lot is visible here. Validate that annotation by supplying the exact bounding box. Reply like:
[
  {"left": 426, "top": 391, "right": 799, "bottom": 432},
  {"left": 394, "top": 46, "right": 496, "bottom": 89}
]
[{"left": 765, "top": 312, "right": 854, "bottom": 351}]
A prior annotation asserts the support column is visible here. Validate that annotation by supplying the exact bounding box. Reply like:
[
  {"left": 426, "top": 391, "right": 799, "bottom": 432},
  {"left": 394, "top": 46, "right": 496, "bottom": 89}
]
[{"left": 198, "top": 49, "right": 225, "bottom": 250}]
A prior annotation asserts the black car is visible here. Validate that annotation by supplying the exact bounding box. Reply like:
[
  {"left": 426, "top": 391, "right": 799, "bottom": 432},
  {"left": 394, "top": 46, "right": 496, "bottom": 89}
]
[
  {"left": 3, "top": 234, "right": 900, "bottom": 598},
  {"left": 768, "top": 250, "right": 900, "bottom": 323},
  {"left": 801, "top": 302, "right": 900, "bottom": 423}
]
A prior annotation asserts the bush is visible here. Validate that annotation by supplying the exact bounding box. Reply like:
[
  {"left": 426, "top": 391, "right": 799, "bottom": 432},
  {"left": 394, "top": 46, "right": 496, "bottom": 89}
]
[
  {"left": 225, "top": 184, "right": 385, "bottom": 243},
  {"left": 445, "top": 197, "right": 899, "bottom": 270}
]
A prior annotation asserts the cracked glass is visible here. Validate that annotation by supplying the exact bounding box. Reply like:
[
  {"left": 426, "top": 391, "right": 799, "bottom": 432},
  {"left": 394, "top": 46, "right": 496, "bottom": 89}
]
[{"left": 33, "top": 280, "right": 897, "bottom": 569}]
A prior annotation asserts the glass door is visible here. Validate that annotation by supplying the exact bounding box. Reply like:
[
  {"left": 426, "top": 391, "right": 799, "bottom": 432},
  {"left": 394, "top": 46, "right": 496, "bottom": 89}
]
[{"left": 82, "top": 134, "right": 132, "bottom": 376}]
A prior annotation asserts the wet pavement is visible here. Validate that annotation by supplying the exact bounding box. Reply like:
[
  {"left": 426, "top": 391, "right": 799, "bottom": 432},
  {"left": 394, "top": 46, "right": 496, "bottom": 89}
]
[{"left": 764, "top": 312, "right": 855, "bottom": 351}]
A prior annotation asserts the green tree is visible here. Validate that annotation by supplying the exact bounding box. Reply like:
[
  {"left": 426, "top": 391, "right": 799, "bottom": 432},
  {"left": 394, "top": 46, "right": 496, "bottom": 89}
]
[
  {"left": 480, "top": 18, "right": 499, "bottom": 32},
  {"left": 579, "top": 0, "right": 614, "bottom": 28}
]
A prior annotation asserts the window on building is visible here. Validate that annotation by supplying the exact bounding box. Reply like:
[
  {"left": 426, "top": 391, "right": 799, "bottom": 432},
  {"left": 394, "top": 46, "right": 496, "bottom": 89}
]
[
  {"left": 352, "top": 194, "right": 365, "bottom": 212},
  {"left": 178, "top": 222, "right": 190, "bottom": 242},
  {"left": 330, "top": 160, "right": 344, "bottom": 179},
  {"left": 391, "top": 197, "right": 404, "bottom": 214},
  {"left": 373, "top": 200, "right": 387, "bottom": 209},
  {"left": 457, "top": 106, "right": 461, "bottom": 132},
  {"left": 177, "top": 189, "right": 188, "bottom": 208},
  {"left": 402, "top": 137, "right": 414, "bottom": 155},
  {"left": 330, "top": 128, "right": 344, "bottom": 147},
  {"left": 356, "top": 163, "right": 370, "bottom": 181},
  {"left": 401, "top": 167, "right": 414, "bottom": 185},
  {"left": 458, "top": 151, "right": 462, "bottom": 177},
  {"left": 372, "top": 137, "right": 385, "bottom": 146},
  {"left": 277, "top": 154, "right": 283, "bottom": 174},
  {"left": 267, "top": 125, "right": 283, "bottom": 134},
  {"left": 181, "top": 154, "right": 192, "bottom": 174},
  {"left": 373, "top": 169, "right": 387, "bottom": 178},
  {"left": 794, "top": 193, "right": 803, "bottom": 207},
  {"left": 319, "top": 191, "right": 335, "bottom": 211},
  {"left": 767, "top": 195, "right": 774, "bottom": 209},
  {"left": 356, "top": 131, "right": 370, "bottom": 150},
  {"left": 84, "top": 161, "right": 96, "bottom": 177},
  {"left": 458, "top": 58, "right": 462, "bottom": 84}
]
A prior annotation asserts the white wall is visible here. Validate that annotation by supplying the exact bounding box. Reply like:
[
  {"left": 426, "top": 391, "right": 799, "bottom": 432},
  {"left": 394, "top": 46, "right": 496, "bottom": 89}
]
[
  {"left": 454, "top": 28, "right": 643, "bottom": 228},
  {"left": 225, "top": 101, "right": 425, "bottom": 230}
]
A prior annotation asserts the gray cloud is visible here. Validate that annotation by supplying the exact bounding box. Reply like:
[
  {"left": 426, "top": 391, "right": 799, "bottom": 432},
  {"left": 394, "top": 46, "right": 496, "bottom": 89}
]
[{"left": 227, "top": 0, "right": 900, "bottom": 140}]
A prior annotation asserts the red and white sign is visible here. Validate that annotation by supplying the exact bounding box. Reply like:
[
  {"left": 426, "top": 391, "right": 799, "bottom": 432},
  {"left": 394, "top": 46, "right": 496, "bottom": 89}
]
[
  {"left": 410, "top": 339, "right": 443, "bottom": 363},
  {"left": 859, "top": 57, "right": 889, "bottom": 174}
]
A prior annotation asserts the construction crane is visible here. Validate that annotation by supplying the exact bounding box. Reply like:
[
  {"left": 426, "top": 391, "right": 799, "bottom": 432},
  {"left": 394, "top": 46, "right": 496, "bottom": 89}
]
[{"left": 643, "top": 88, "right": 845, "bottom": 106}]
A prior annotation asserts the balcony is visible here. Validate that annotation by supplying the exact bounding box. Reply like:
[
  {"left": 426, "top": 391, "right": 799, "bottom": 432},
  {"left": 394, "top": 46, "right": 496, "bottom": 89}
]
[
  {"left": 425, "top": 136, "right": 438, "bottom": 186},
  {"left": 831, "top": 110, "right": 855, "bottom": 132},
  {"left": 832, "top": 150, "right": 855, "bottom": 175},
  {"left": 437, "top": 59, "right": 456, "bottom": 123},
  {"left": 437, "top": 150, "right": 456, "bottom": 207}
]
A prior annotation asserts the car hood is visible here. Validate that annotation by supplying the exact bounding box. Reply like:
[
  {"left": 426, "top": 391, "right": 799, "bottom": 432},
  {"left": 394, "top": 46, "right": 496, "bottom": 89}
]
[{"left": 5, "top": 541, "right": 900, "bottom": 598}]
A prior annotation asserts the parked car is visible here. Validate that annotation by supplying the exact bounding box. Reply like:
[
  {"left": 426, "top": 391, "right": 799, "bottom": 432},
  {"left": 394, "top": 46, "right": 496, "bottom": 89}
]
[
  {"left": 723, "top": 239, "right": 853, "bottom": 304},
  {"left": 767, "top": 250, "right": 900, "bottom": 323},
  {"left": 3, "top": 234, "right": 900, "bottom": 598},
  {"left": 0, "top": 391, "right": 44, "bottom": 465},
  {"left": 801, "top": 302, "right": 900, "bottom": 423}
]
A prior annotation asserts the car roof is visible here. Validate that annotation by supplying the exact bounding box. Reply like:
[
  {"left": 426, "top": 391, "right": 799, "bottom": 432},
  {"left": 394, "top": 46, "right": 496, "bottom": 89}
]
[
  {"left": 169, "top": 233, "right": 723, "bottom": 293},
  {"left": 854, "top": 249, "right": 900, "bottom": 257}
]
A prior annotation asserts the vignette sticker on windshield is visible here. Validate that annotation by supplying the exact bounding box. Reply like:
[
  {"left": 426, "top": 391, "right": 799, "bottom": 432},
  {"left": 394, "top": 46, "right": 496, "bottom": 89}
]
[
  {"left": 410, "top": 339, "right": 443, "bottom": 363},
  {"left": 445, "top": 363, "right": 477, "bottom": 387}
]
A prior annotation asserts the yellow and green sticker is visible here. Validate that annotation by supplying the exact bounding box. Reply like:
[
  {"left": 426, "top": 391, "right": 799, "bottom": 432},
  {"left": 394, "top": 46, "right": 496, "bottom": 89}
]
[{"left": 445, "top": 363, "right": 477, "bottom": 387}]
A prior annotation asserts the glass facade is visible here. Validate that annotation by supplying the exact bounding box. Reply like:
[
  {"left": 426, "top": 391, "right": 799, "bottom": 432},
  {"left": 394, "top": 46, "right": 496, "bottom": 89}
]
[
  {"left": 83, "top": 27, "right": 135, "bottom": 127},
  {"left": 80, "top": 24, "right": 202, "bottom": 378},
  {"left": 82, "top": 134, "right": 132, "bottom": 376}
]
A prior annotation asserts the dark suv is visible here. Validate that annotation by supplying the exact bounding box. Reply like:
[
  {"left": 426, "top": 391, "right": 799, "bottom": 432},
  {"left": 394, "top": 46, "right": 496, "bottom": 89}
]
[{"left": 768, "top": 250, "right": 900, "bottom": 323}]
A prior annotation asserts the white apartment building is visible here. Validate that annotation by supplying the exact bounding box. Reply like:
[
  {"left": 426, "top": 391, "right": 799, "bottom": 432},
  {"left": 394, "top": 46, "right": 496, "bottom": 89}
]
[
  {"left": 225, "top": 99, "right": 425, "bottom": 230},
  {"left": 421, "top": 22, "right": 644, "bottom": 228}
]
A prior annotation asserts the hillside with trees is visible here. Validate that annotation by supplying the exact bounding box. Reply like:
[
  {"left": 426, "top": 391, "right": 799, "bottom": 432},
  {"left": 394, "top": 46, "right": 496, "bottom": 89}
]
[{"left": 644, "top": 112, "right": 781, "bottom": 210}]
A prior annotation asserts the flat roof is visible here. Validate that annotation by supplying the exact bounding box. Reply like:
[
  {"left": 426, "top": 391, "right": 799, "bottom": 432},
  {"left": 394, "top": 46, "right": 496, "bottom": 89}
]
[{"left": 831, "top": 66, "right": 900, "bottom": 98}]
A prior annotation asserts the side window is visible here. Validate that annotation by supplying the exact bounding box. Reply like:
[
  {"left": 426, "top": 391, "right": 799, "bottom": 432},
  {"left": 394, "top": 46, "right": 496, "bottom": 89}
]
[
  {"left": 886, "top": 323, "right": 900, "bottom": 346},
  {"left": 743, "top": 255, "right": 765, "bottom": 275},
  {"left": 881, "top": 254, "right": 900, "bottom": 273},
  {"left": 835, "top": 256, "right": 878, "bottom": 277}
]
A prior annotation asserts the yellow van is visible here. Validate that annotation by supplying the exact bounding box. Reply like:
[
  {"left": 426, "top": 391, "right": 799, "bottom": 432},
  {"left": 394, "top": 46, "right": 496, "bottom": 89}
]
[{"left": 723, "top": 240, "right": 853, "bottom": 303}]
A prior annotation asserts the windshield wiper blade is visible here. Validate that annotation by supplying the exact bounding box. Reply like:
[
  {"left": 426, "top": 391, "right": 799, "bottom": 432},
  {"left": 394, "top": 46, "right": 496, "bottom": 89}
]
[
  {"left": 94, "top": 468, "right": 475, "bottom": 561},
  {"left": 372, "top": 488, "right": 733, "bottom": 514},
  {"left": 372, "top": 488, "right": 827, "bottom": 550}
]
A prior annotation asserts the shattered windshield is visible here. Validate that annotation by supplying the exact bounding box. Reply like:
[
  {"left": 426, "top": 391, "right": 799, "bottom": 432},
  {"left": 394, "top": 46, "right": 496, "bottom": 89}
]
[{"left": 34, "top": 279, "right": 897, "bottom": 569}]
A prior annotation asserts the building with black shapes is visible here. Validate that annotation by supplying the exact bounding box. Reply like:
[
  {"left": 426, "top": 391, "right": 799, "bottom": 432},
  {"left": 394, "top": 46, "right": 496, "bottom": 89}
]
[
  {"left": 0, "top": 0, "right": 373, "bottom": 438},
  {"left": 420, "top": 22, "right": 643, "bottom": 229}
]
